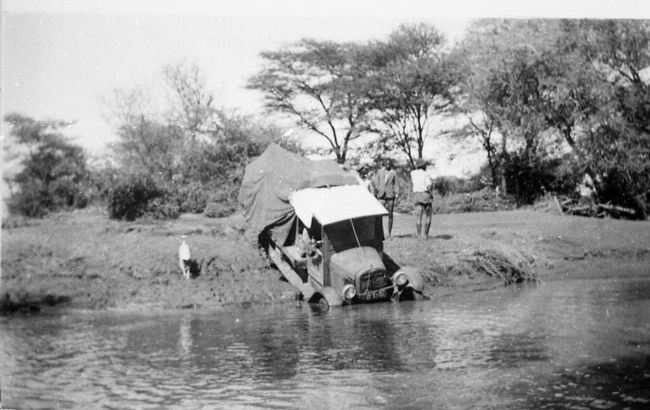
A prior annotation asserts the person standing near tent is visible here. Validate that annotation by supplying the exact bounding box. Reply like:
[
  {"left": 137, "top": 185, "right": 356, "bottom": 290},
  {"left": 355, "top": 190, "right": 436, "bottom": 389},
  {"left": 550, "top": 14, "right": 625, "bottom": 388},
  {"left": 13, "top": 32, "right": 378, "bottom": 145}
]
[
  {"left": 374, "top": 159, "right": 399, "bottom": 239},
  {"left": 411, "top": 158, "right": 434, "bottom": 239},
  {"left": 357, "top": 165, "right": 373, "bottom": 192}
]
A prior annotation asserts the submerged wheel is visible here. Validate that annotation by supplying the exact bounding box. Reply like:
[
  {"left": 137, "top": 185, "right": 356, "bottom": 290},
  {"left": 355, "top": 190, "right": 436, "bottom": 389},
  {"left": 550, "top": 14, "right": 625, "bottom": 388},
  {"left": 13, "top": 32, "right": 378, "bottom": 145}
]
[
  {"left": 317, "top": 296, "right": 330, "bottom": 310},
  {"left": 398, "top": 287, "right": 416, "bottom": 302}
]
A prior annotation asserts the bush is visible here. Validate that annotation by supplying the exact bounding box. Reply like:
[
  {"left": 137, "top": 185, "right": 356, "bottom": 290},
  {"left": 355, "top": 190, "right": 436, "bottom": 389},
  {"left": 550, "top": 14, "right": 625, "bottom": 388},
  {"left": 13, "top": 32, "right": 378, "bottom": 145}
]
[
  {"left": 203, "top": 202, "right": 236, "bottom": 218},
  {"left": 547, "top": 155, "right": 582, "bottom": 196},
  {"left": 107, "top": 175, "right": 165, "bottom": 220},
  {"left": 432, "top": 177, "right": 458, "bottom": 196},
  {"left": 598, "top": 166, "right": 648, "bottom": 219},
  {"left": 145, "top": 197, "right": 181, "bottom": 219},
  {"left": 7, "top": 185, "right": 51, "bottom": 218},
  {"left": 433, "top": 188, "right": 515, "bottom": 214},
  {"left": 174, "top": 181, "right": 210, "bottom": 213},
  {"left": 502, "top": 152, "right": 560, "bottom": 205}
]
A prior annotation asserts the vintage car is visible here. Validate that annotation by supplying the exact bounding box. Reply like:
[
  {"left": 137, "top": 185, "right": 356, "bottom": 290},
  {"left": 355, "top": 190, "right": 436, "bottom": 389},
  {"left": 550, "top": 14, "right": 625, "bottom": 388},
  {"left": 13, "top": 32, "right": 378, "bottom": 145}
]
[
  {"left": 270, "top": 185, "right": 424, "bottom": 308},
  {"left": 239, "top": 144, "right": 424, "bottom": 308}
]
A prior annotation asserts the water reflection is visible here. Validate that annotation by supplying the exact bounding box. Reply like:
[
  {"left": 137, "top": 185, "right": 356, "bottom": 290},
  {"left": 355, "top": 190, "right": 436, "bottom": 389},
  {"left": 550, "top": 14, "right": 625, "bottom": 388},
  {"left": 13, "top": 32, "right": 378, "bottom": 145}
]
[{"left": 1, "top": 277, "right": 650, "bottom": 409}]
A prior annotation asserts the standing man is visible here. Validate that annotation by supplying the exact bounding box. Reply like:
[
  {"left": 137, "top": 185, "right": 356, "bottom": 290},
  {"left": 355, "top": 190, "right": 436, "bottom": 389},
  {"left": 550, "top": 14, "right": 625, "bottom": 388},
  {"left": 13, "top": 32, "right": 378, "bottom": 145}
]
[
  {"left": 357, "top": 165, "right": 373, "bottom": 192},
  {"left": 411, "top": 158, "right": 434, "bottom": 239},
  {"left": 374, "top": 159, "right": 399, "bottom": 239}
]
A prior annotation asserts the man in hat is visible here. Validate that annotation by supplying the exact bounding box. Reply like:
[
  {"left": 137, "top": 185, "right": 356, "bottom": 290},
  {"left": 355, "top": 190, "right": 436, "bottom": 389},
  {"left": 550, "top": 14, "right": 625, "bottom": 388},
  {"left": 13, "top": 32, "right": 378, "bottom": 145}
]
[
  {"left": 357, "top": 164, "right": 373, "bottom": 192},
  {"left": 373, "top": 159, "right": 399, "bottom": 239},
  {"left": 410, "top": 158, "right": 434, "bottom": 239}
]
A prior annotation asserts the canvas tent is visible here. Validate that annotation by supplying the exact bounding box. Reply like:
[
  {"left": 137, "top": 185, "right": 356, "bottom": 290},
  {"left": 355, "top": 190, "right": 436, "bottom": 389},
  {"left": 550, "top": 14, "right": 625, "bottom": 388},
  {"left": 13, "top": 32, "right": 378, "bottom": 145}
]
[{"left": 238, "top": 144, "right": 359, "bottom": 246}]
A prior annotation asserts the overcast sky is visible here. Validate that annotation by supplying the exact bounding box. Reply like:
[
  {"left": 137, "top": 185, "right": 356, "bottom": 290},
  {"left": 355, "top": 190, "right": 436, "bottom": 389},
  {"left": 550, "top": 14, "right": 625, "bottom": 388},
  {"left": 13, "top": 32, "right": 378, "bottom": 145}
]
[{"left": 2, "top": 0, "right": 650, "bottom": 154}]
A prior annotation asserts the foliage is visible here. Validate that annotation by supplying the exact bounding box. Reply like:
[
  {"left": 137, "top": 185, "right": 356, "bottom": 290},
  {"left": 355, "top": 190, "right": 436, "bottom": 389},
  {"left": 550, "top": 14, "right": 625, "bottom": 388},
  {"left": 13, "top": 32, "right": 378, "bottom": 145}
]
[
  {"left": 111, "top": 117, "right": 182, "bottom": 182},
  {"left": 501, "top": 151, "right": 566, "bottom": 205},
  {"left": 163, "top": 61, "right": 217, "bottom": 140},
  {"left": 545, "top": 155, "right": 583, "bottom": 196},
  {"left": 4, "top": 113, "right": 90, "bottom": 217},
  {"left": 432, "top": 177, "right": 458, "bottom": 197},
  {"left": 452, "top": 19, "right": 650, "bottom": 212},
  {"left": 102, "top": 63, "right": 296, "bottom": 218},
  {"left": 172, "top": 181, "right": 210, "bottom": 214},
  {"left": 106, "top": 174, "right": 168, "bottom": 220},
  {"left": 433, "top": 188, "right": 515, "bottom": 214},
  {"left": 570, "top": 21, "right": 650, "bottom": 212},
  {"left": 203, "top": 201, "right": 236, "bottom": 218},
  {"left": 83, "top": 159, "right": 121, "bottom": 204},
  {"left": 248, "top": 39, "right": 372, "bottom": 163},
  {"left": 13, "top": 22, "right": 649, "bottom": 221},
  {"left": 365, "top": 24, "right": 457, "bottom": 168},
  {"left": 173, "top": 118, "right": 269, "bottom": 213},
  {"left": 144, "top": 197, "right": 181, "bottom": 220}
]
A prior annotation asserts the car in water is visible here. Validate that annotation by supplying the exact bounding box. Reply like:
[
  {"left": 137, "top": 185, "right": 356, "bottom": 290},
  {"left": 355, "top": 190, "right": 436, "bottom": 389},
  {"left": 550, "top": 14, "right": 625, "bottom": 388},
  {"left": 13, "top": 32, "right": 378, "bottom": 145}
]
[
  {"left": 267, "top": 185, "right": 424, "bottom": 308},
  {"left": 239, "top": 144, "right": 424, "bottom": 309}
]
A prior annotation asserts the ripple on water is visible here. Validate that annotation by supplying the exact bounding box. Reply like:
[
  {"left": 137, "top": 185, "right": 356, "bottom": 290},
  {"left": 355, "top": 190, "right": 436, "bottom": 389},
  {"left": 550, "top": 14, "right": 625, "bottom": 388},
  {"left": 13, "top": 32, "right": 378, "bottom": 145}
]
[{"left": 1, "top": 278, "right": 650, "bottom": 408}]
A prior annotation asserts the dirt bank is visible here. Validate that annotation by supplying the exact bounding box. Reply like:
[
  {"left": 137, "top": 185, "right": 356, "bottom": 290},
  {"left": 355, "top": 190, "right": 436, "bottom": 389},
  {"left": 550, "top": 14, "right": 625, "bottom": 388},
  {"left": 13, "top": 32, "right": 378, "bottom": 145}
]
[{"left": 2, "top": 208, "right": 649, "bottom": 314}]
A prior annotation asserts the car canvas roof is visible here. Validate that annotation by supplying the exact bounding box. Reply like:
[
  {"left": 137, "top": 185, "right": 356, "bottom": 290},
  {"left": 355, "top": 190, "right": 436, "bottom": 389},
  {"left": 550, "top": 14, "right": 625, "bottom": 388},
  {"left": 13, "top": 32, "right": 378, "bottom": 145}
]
[{"left": 289, "top": 185, "right": 388, "bottom": 227}]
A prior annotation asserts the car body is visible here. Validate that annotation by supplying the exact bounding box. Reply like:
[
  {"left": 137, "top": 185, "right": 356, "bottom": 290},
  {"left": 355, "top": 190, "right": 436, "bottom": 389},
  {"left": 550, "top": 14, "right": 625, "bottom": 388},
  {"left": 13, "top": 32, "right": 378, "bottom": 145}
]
[{"left": 266, "top": 185, "right": 424, "bottom": 308}]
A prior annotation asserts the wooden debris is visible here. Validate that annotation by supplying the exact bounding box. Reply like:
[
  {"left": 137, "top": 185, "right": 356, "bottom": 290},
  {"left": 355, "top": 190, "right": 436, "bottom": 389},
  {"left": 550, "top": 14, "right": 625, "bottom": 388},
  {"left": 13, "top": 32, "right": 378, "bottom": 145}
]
[{"left": 555, "top": 195, "right": 639, "bottom": 219}]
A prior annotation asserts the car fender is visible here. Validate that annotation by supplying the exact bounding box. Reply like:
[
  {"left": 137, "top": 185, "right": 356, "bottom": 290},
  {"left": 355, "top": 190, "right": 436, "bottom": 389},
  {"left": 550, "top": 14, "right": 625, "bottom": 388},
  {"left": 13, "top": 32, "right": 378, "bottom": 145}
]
[
  {"left": 400, "top": 266, "right": 424, "bottom": 292},
  {"left": 320, "top": 286, "right": 344, "bottom": 308}
]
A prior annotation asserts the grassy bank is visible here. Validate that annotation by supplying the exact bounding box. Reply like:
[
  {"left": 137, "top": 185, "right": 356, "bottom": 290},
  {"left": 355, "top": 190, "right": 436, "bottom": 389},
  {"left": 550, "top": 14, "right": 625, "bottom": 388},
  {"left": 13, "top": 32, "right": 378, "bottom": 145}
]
[{"left": 2, "top": 208, "right": 649, "bottom": 314}]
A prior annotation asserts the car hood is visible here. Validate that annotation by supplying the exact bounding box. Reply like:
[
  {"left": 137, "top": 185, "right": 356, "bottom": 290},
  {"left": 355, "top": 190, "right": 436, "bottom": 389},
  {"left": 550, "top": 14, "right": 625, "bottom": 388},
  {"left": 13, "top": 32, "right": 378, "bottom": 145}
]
[{"left": 329, "top": 246, "right": 385, "bottom": 279}]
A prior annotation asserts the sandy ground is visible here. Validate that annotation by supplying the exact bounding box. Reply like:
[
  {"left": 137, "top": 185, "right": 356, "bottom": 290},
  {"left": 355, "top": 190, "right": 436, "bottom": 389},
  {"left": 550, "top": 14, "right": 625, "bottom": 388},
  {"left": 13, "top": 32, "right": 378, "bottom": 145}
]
[{"left": 1, "top": 207, "right": 649, "bottom": 314}]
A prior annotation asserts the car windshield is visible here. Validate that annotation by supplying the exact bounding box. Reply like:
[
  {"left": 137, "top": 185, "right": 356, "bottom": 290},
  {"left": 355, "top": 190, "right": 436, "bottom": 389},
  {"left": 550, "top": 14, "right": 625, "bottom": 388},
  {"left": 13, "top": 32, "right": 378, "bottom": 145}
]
[{"left": 324, "top": 217, "right": 379, "bottom": 252}]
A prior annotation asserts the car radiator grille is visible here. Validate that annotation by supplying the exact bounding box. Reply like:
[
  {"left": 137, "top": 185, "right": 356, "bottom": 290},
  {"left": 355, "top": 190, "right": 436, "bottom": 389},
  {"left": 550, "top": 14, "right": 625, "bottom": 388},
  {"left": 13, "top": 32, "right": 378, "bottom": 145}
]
[{"left": 358, "top": 270, "right": 388, "bottom": 294}]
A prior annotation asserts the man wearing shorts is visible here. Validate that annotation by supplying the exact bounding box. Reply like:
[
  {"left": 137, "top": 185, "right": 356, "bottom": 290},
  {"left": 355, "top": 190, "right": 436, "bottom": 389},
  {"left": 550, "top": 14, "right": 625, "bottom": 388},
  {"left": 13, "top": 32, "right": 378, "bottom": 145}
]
[
  {"left": 374, "top": 159, "right": 399, "bottom": 239},
  {"left": 411, "top": 158, "right": 434, "bottom": 239}
]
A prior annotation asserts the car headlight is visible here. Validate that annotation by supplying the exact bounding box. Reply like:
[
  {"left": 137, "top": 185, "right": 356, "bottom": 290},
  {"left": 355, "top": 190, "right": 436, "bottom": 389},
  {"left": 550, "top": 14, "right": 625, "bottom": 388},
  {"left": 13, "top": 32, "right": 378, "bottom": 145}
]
[
  {"left": 392, "top": 271, "right": 409, "bottom": 286},
  {"left": 342, "top": 284, "right": 357, "bottom": 300}
]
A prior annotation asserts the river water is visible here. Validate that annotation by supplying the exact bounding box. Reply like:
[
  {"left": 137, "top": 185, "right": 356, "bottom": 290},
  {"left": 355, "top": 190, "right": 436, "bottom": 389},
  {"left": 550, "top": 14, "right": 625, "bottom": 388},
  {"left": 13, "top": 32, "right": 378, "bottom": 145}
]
[{"left": 2, "top": 276, "right": 650, "bottom": 409}]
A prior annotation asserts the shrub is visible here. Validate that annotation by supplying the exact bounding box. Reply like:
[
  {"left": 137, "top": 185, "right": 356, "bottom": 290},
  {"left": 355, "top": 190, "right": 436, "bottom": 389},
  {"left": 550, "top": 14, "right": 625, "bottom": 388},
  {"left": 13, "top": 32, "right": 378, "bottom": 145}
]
[
  {"left": 7, "top": 185, "right": 51, "bottom": 218},
  {"left": 547, "top": 155, "right": 582, "bottom": 196},
  {"left": 145, "top": 197, "right": 181, "bottom": 219},
  {"left": 432, "top": 177, "right": 458, "bottom": 197},
  {"left": 502, "top": 152, "right": 559, "bottom": 205},
  {"left": 433, "top": 188, "right": 515, "bottom": 214},
  {"left": 203, "top": 202, "right": 236, "bottom": 218},
  {"left": 598, "top": 166, "right": 648, "bottom": 220},
  {"left": 107, "top": 175, "right": 165, "bottom": 220},
  {"left": 174, "top": 181, "right": 210, "bottom": 213}
]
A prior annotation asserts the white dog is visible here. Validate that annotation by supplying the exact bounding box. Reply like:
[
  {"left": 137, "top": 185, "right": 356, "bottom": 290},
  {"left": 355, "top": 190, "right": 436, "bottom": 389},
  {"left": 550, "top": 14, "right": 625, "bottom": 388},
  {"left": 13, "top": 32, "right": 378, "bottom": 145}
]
[{"left": 178, "top": 237, "right": 191, "bottom": 280}]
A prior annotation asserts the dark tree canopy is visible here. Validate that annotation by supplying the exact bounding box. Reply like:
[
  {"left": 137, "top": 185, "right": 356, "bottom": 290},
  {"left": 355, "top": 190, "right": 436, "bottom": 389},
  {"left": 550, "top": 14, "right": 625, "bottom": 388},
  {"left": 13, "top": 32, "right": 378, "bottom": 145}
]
[
  {"left": 4, "top": 113, "right": 89, "bottom": 217},
  {"left": 453, "top": 19, "right": 650, "bottom": 208}
]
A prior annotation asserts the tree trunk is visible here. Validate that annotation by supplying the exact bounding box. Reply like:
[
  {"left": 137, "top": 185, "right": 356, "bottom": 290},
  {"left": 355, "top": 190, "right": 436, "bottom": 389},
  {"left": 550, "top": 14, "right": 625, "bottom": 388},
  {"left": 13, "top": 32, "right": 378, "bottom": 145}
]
[
  {"left": 487, "top": 151, "right": 498, "bottom": 189},
  {"left": 500, "top": 133, "right": 508, "bottom": 195}
]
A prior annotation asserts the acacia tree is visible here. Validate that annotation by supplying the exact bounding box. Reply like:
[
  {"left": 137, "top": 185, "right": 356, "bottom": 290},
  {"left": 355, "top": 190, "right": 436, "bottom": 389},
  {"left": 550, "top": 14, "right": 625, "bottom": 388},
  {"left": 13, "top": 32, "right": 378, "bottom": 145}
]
[
  {"left": 248, "top": 39, "right": 372, "bottom": 163},
  {"left": 364, "top": 24, "right": 456, "bottom": 169}
]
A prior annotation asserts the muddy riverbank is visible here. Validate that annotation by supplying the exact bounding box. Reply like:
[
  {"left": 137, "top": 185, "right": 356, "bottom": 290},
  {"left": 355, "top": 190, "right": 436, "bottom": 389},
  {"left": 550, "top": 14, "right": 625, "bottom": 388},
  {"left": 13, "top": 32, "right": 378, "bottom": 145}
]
[{"left": 2, "top": 208, "right": 649, "bottom": 314}]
